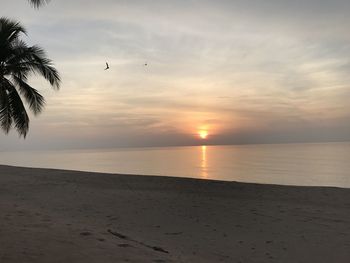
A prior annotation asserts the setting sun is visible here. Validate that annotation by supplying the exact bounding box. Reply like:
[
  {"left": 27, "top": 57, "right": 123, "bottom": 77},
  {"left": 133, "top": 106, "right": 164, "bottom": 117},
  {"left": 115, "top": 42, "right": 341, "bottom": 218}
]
[{"left": 199, "top": 130, "right": 208, "bottom": 139}]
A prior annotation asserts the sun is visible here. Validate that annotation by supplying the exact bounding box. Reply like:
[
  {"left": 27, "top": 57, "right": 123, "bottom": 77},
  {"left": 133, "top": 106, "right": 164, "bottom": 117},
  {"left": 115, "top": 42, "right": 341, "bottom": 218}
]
[{"left": 199, "top": 130, "right": 208, "bottom": 139}]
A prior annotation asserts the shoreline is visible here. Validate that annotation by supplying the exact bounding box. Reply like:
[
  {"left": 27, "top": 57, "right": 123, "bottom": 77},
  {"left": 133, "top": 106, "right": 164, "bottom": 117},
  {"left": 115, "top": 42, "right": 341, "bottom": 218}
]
[
  {"left": 1, "top": 164, "right": 348, "bottom": 189},
  {"left": 1, "top": 165, "right": 350, "bottom": 262}
]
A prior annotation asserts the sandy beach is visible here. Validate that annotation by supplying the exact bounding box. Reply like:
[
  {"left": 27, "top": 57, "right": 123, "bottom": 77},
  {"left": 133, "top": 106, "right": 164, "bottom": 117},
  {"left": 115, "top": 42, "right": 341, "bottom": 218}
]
[{"left": 0, "top": 165, "right": 349, "bottom": 262}]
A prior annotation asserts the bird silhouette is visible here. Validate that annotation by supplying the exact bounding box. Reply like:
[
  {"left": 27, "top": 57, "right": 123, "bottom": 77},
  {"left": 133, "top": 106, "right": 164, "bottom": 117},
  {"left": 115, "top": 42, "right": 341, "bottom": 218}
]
[
  {"left": 144, "top": 62, "right": 148, "bottom": 66},
  {"left": 104, "top": 62, "right": 110, "bottom": 70}
]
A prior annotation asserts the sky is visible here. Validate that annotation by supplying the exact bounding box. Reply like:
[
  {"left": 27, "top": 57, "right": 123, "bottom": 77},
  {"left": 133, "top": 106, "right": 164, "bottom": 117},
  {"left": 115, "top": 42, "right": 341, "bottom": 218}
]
[{"left": 1, "top": 0, "right": 350, "bottom": 150}]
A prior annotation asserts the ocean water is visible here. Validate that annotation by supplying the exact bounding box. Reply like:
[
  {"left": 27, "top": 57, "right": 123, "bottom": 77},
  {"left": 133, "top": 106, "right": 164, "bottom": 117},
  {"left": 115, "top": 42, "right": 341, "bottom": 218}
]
[{"left": 1, "top": 142, "right": 350, "bottom": 188}]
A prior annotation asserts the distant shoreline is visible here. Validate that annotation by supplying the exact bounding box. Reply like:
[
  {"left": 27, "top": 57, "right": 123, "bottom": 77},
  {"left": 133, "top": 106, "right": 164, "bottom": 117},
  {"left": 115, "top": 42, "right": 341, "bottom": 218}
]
[{"left": 2, "top": 140, "right": 350, "bottom": 153}]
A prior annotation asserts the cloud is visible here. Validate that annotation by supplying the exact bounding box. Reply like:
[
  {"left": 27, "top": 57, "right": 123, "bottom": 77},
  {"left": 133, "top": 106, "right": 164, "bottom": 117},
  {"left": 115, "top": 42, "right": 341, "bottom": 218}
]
[{"left": 1, "top": 0, "right": 350, "bottom": 150}]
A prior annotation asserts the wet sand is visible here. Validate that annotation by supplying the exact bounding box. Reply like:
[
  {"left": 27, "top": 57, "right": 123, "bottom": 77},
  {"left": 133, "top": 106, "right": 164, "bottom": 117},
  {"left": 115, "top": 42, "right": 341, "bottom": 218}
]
[{"left": 0, "top": 165, "right": 350, "bottom": 262}]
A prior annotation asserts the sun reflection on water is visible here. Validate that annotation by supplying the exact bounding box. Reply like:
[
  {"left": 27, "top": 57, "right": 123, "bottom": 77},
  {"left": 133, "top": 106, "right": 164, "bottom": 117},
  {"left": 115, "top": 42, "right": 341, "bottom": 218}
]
[{"left": 200, "top": 145, "right": 208, "bottom": 178}]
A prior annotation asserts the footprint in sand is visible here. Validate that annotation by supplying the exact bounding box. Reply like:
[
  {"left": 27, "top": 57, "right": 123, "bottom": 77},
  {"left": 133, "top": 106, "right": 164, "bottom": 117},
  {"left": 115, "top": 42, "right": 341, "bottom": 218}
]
[
  {"left": 80, "top": 231, "right": 92, "bottom": 236},
  {"left": 118, "top": 243, "right": 133, "bottom": 248}
]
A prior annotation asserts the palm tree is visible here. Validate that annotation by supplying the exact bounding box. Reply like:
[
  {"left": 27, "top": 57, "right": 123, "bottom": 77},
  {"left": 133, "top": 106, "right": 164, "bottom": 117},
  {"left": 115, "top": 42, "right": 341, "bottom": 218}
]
[
  {"left": 0, "top": 17, "right": 60, "bottom": 137},
  {"left": 28, "top": 0, "right": 50, "bottom": 8}
]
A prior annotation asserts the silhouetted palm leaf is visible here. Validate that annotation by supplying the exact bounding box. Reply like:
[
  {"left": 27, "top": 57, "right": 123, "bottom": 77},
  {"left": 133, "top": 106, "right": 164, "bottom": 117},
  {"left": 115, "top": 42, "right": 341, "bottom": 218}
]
[
  {"left": 0, "top": 17, "right": 60, "bottom": 137},
  {"left": 28, "top": 0, "right": 50, "bottom": 8}
]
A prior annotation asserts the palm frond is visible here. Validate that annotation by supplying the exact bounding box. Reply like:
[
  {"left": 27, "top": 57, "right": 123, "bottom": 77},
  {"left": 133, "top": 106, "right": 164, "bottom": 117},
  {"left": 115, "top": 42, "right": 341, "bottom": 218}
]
[
  {"left": 0, "top": 17, "right": 60, "bottom": 137},
  {"left": 29, "top": 46, "right": 61, "bottom": 89},
  {"left": 0, "top": 81, "right": 12, "bottom": 134},
  {"left": 7, "top": 84, "right": 30, "bottom": 137},
  {"left": 5, "top": 43, "right": 61, "bottom": 89},
  {"left": 11, "top": 76, "right": 46, "bottom": 115},
  {"left": 28, "top": 0, "right": 50, "bottom": 8},
  {"left": 0, "top": 18, "right": 27, "bottom": 59},
  {"left": 0, "top": 17, "right": 27, "bottom": 39},
  {"left": 3, "top": 40, "right": 31, "bottom": 78}
]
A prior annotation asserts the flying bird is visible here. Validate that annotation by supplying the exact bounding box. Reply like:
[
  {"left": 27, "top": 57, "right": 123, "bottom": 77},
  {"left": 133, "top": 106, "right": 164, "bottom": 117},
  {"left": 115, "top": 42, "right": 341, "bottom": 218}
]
[
  {"left": 144, "top": 62, "right": 148, "bottom": 66},
  {"left": 104, "top": 62, "right": 110, "bottom": 70}
]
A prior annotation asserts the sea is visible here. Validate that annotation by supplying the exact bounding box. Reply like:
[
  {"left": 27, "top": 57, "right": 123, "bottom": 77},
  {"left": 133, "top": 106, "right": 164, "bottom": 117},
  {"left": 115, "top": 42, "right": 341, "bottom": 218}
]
[{"left": 1, "top": 142, "right": 349, "bottom": 188}]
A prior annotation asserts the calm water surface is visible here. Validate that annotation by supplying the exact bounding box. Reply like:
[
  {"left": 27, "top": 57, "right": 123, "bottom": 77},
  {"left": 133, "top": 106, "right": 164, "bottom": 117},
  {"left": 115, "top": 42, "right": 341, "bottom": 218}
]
[{"left": 1, "top": 142, "right": 349, "bottom": 187}]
